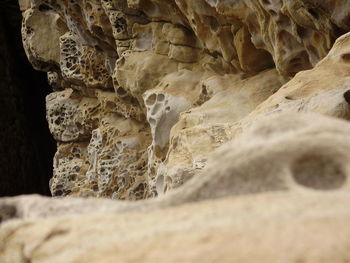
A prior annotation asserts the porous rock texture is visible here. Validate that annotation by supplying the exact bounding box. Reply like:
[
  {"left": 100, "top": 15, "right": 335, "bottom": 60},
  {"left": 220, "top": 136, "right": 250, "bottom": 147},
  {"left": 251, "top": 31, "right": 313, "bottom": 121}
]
[
  {"left": 18, "top": 0, "right": 350, "bottom": 198},
  {"left": 2, "top": 113, "right": 350, "bottom": 262},
  {"left": 1, "top": 0, "right": 350, "bottom": 261}
]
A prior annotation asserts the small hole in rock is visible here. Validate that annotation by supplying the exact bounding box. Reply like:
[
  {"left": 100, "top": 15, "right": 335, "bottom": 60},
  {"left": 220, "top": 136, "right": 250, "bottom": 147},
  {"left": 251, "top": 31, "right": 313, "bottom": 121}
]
[
  {"left": 292, "top": 154, "right": 346, "bottom": 190},
  {"left": 149, "top": 118, "right": 156, "bottom": 126},
  {"left": 55, "top": 190, "right": 63, "bottom": 196},
  {"left": 117, "top": 87, "right": 127, "bottom": 96},
  {"left": 86, "top": 3, "right": 92, "bottom": 10},
  {"left": 92, "top": 25, "right": 105, "bottom": 39},
  {"left": 343, "top": 89, "right": 350, "bottom": 104},
  {"left": 297, "top": 26, "right": 307, "bottom": 38},
  {"left": 308, "top": 8, "right": 319, "bottom": 19},
  {"left": 38, "top": 4, "right": 52, "bottom": 12},
  {"left": 269, "top": 10, "right": 277, "bottom": 16},
  {"left": 290, "top": 57, "right": 302, "bottom": 64},
  {"left": 157, "top": 94, "right": 165, "bottom": 102},
  {"left": 0, "top": 205, "right": 18, "bottom": 223},
  {"left": 94, "top": 45, "right": 103, "bottom": 52},
  {"left": 341, "top": 53, "right": 350, "bottom": 61},
  {"left": 69, "top": 174, "right": 77, "bottom": 181},
  {"left": 207, "top": 16, "right": 219, "bottom": 32},
  {"left": 146, "top": 94, "right": 156, "bottom": 106}
]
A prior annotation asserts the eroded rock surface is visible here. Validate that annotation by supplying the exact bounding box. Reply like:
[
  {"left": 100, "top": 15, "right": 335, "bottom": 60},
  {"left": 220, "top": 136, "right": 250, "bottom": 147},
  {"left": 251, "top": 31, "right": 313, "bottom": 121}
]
[
  {"left": 3, "top": 111, "right": 350, "bottom": 261},
  {"left": 161, "top": 32, "right": 350, "bottom": 192},
  {"left": 1, "top": 111, "right": 350, "bottom": 220},
  {"left": 17, "top": 0, "right": 350, "bottom": 199},
  {"left": 2, "top": 0, "right": 350, "bottom": 261}
]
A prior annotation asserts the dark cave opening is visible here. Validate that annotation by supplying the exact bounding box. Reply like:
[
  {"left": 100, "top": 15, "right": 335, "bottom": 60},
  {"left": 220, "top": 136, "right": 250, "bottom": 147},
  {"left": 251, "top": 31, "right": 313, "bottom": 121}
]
[{"left": 0, "top": 1, "right": 55, "bottom": 197}]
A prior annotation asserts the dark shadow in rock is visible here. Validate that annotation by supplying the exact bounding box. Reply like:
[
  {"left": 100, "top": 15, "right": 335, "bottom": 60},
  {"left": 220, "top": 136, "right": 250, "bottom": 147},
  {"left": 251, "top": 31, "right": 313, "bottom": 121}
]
[{"left": 0, "top": 1, "right": 55, "bottom": 197}]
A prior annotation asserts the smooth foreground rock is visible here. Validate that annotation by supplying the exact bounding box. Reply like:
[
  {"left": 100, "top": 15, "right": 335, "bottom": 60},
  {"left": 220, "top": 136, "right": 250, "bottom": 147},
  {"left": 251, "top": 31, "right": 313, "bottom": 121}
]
[{"left": 1, "top": 191, "right": 350, "bottom": 263}]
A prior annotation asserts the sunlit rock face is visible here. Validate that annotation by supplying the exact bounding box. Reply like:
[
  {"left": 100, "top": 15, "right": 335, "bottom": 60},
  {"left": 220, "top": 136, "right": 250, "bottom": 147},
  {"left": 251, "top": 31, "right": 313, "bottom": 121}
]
[{"left": 18, "top": 0, "right": 350, "bottom": 199}]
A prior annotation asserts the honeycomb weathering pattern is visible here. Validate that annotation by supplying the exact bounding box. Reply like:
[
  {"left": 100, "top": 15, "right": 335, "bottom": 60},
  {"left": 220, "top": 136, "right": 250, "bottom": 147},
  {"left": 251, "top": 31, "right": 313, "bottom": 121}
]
[
  {"left": 18, "top": 0, "right": 350, "bottom": 199},
  {"left": 2, "top": 112, "right": 350, "bottom": 221},
  {"left": 1, "top": 0, "right": 350, "bottom": 257}
]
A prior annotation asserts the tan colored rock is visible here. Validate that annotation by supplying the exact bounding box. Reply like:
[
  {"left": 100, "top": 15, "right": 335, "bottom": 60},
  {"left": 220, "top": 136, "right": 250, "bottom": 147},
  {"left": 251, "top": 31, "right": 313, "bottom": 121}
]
[
  {"left": 143, "top": 69, "right": 204, "bottom": 187},
  {"left": 1, "top": 191, "right": 350, "bottom": 263},
  {"left": 233, "top": 31, "right": 350, "bottom": 137},
  {"left": 161, "top": 69, "right": 285, "bottom": 191},
  {"left": 18, "top": 0, "right": 350, "bottom": 199},
  {"left": 113, "top": 51, "right": 178, "bottom": 105},
  {"left": 46, "top": 89, "right": 99, "bottom": 142},
  {"left": 9, "top": 0, "right": 350, "bottom": 261},
  {"left": 2, "top": 112, "right": 350, "bottom": 217},
  {"left": 50, "top": 142, "right": 90, "bottom": 196},
  {"left": 2, "top": 111, "right": 350, "bottom": 261},
  {"left": 84, "top": 116, "right": 151, "bottom": 199},
  {"left": 19, "top": 0, "right": 31, "bottom": 11},
  {"left": 171, "top": 112, "right": 350, "bottom": 201},
  {"left": 160, "top": 31, "right": 350, "bottom": 193},
  {"left": 234, "top": 26, "right": 274, "bottom": 73},
  {"left": 22, "top": 8, "right": 65, "bottom": 70}
]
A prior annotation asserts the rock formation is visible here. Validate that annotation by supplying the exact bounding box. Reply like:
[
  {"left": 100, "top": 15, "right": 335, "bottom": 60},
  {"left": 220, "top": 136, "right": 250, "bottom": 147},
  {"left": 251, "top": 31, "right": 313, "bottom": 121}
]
[
  {"left": 1, "top": 0, "right": 350, "bottom": 261},
  {"left": 2, "top": 113, "right": 350, "bottom": 262},
  {"left": 17, "top": 0, "right": 350, "bottom": 199}
]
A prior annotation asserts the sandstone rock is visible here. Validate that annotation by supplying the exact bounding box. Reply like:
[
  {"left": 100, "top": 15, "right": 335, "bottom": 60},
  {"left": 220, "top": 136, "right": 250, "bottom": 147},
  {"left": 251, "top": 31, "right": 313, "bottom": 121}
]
[
  {"left": 3, "top": 0, "right": 350, "bottom": 260},
  {"left": 5, "top": 0, "right": 350, "bottom": 261},
  {"left": 1, "top": 191, "right": 350, "bottom": 263},
  {"left": 2, "top": 112, "right": 350, "bottom": 219},
  {"left": 84, "top": 117, "right": 151, "bottom": 200},
  {"left": 161, "top": 69, "right": 285, "bottom": 191},
  {"left": 46, "top": 89, "right": 99, "bottom": 142},
  {"left": 232, "top": 31, "right": 350, "bottom": 137},
  {"left": 161, "top": 32, "right": 350, "bottom": 192},
  {"left": 59, "top": 32, "right": 114, "bottom": 89},
  {"left": 2, "top": 109, "right": 350, "bottom": 261},
  {"left": 50, "top": 142, "right": 90, "bottom": 196},
  {"left": 166, "top": 112, "right": 350, "bottom": 202},
  {"left": 22, "top": 7, "right": 64, "bottom": 70},
  {"left": 18, "top": 0, "right": 350, "bottom": 200}
]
